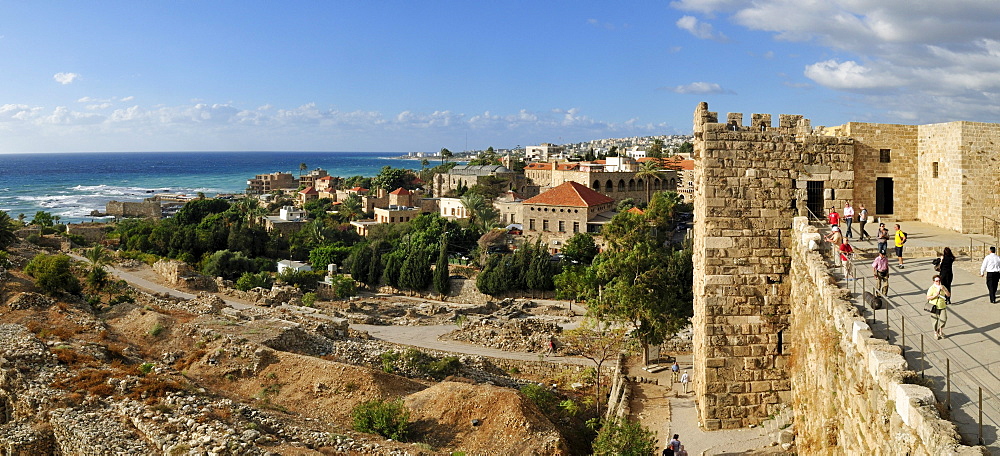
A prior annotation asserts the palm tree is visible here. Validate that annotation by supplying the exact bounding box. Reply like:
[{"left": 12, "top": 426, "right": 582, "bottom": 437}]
[
  {"left": 460, "top": 193, "right": 498, "bottom": 232},
  {"left": 636, "top": 160, "right": 666, "bottom": 205},
  {"left": 83, "top": 245, "right": 112, "bottom": 272},
  {"left": 0, "top": 211, "right": 17, "bottom": 250},
  {"left": 339, "top": 194, "right": 363, "bottom": 221},
  {"left": 440, "top": 148, "right": 453, "bottom": 165},
  {"left": 299, "top": 162, "right": 308, "bottom": 178}
]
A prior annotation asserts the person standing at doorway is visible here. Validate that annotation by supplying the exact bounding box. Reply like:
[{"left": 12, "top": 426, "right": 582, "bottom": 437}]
[
  {"left": 894, "top": 224, "right": 907, "bottom": 269},
  {"left": 843, "top": 202, "right": 855, "bottom": 239},
  {"left": 858, "top": 204, "right": 869, "bottom": 241},
  {"left": 981, "top": 246, "right": 1000, "bottom": 303}
]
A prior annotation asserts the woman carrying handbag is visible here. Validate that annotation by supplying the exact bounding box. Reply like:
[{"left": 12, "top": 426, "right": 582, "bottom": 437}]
[{"left": 926, "top": 275, "right": 951, "bottom": 339}]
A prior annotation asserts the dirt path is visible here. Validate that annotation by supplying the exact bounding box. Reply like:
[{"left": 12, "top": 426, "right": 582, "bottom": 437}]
[{"left": 86, "top": 255, "right": 594, "bottom": 365}]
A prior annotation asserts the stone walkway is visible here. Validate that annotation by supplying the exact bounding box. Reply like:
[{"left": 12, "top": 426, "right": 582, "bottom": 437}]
[{"left": 835, "top": 220, "right": 1000, "bottom": 451}]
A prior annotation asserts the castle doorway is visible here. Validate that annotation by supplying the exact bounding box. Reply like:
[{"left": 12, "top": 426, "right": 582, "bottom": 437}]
[
  {"left": 876, "top": 177, "right": 894, "bottom": 214},
  {"left": 806, "top": 181, "right": 824, "bottom": 218}
]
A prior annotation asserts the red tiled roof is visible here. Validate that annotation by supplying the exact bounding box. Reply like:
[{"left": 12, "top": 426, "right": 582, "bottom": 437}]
[
  {"left": 525, "top": 162, "right": 554, "bottom": 170},
  {"left": 626, "top": 207, "right": 645, "bottom": 214},
  {"left": 299, "top": 186, "right": 318, "bottom": 195},
  {"left": 389, "top": 187, "right": 411, "bottom": 195},
  {"left": 523, "top": 181, "right": 614, "bottom": 208},
  {"left": 317, "top": 176, "right": 333, "bottom": 181},
  {"left": 349, "top": 186, "right": 369, "bottom": 192},
  {"left": 556, "top": 163, "right": 579, "bottom": 170},
  {"left": 639, "top": 156, "right": 694, "bottom": 171}
]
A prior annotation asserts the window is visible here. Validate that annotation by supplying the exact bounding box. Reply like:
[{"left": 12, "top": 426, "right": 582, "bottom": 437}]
[
  {"left": 542, "top": 220, "right": 549, "bottom": 231},
  {"left": 558, "top": 221, "right": 565, "bottom": 232},
  {"left": 573, "top": 221, "right": 580, "bottom": 233},
  {"left": 879, "top": 149, "right": 891, "bottom": 163},
  {"left": 529, "top": 219, "right": 535, "bottom": 231},
  {"left": 932, "top": 162, "right": 939, "bottom": 178}
]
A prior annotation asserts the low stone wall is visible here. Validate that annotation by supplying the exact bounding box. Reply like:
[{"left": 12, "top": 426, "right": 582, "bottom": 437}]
[
  {"left": 788, "top": 216, "right": 986, "bottom": 454},
  {"left": 152, "top": 260, "right": 216, "bottom": 291}
]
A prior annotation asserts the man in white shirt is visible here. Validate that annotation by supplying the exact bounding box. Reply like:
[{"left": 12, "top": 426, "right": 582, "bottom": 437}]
[
  {"left": 982, "top": 246, "right": 1000, "bottom": 303},
  {"left": 842, "top": 202, "right": 855, "bottom": 239}
]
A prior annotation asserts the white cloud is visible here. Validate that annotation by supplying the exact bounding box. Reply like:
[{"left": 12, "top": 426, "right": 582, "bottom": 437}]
[
  {"left": 676, "top": 16, "right": 727, "bottom": 41},
  {"left": 664, "top": 82, "right": 733, "bottom": 94},
  {"left": 120, "top": 96, "right": 134, "bottom": 102},
  {"left": 804, "top": 60, "right": 904, "bottom": 90},
  {"left": 0, "top": 101, "right": 682, "bottom": 153},
  {"left": 53, "top": 73, "right": 80, "bottom": 85},
  {"left": 670, "top": 0, "right": 1000, "bottom": 123}
]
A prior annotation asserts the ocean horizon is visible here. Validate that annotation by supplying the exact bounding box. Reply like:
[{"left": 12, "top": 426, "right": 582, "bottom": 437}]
[{"left": 0, "top": 151, "right": 428, "bottom": 223}]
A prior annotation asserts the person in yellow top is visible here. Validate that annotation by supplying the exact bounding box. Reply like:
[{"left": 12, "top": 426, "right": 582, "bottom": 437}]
[
  {"left": 894, "top": 224, "right": 907, "bottom": 269},
  {"left": 927, "top": 275, "right": 951, "bottom": 339}
]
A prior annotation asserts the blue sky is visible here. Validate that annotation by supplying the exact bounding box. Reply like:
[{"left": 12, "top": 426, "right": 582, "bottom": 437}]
[{"left": 2, "top": 1, "right": 999, "bottom": 153}]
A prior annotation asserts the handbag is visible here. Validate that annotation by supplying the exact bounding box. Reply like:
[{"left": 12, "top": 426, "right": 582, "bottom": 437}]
[{"left": 932, "top": 257, "right": 941, "bottom": 272}]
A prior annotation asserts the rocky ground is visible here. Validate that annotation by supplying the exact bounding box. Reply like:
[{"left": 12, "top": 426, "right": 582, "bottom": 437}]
[{"left": 0, "top": 243, "right": 605, "bottom": 455}]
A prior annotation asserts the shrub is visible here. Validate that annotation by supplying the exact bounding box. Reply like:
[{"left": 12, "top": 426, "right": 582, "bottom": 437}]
[
  {"left": 426, "top": 356, "right": 461, "bottom": 378},
  {"left": 235, "top": 271, "right": 273, "bottom": 291},
  {"left": 351, "top": 398, "right": 410, "bottom": 441},
  {"left": 301, "top": 292, "right": 317, "bottom": 307},
  {"left": 25, "top": 254, "right": 82, "bottom": 296},
  {"left": 148, "top": 323, "right": 165, "bottom": 337},
  {"left": 520, "top": 384, "right": 559, "bottom": 415},
  {"left": 591, "top": 418, "right": 656, "bottom": 456},
  {"left": 326, "top": 274, "right": 358, "bottom": 298}
]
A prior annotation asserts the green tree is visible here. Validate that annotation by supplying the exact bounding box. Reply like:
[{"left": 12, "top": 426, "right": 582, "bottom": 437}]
[
  {"left": 440, "top": 147, "right": 453, "bottom": 165},
  {"left": 326, "top": 274, "right": 358, "bottom": 298},
  {"left": 371, "top": 166, "right": 413, "bottom": 192},
  {"left": 398, "top": 244, "right": 432, "bottom": 292},
  {"left": 31, "top": 211, "right": 55, "bottom": 227},
  {"left": 202, "top": 250, "right": 255, "bottom": 281},
  {"left": 434, "top": 237, "right": 451, "bottom": 295},
  {"left": 646, "top": 138, "right": 664, "bottom": 160},
  {"left": 0, "top": 211, "right": 17, "bottom": 250},
  {"left": 460, "top": 193, "right": 498, "bottom": 231},
  {"left": 592, "top": 418, "right": 657, "bottom": 456},
  {"left": 561, "top": 232, "right": 599, "bottom": 265},
  {"left": 25, "top": 254, "right": 82, "bottom": 296},
  {"left": 677, "top": 141, "right": 693, "bottom": 155},
  {"left": 338, "top": 193, "right": 364, "bottom": 221},
  {"left": 635, "top": 160, "right": 666, "bottom": 204},
  {"left": 309, "top": 244, "right": 352, "bottom": 272},
  {"left": 175, "top": 198, "right": 231, "bottom": 225},
  {"left": 299, "top": 162, "right": 307, "bottom": 177},
  {"left": 560, "top": 319, "right": 629, "bottom": 417}
]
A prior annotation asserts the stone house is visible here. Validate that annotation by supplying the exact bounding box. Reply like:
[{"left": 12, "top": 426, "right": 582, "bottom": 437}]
[
  {"left": 297, "top": 187, "right": 319, "bottom": 205},
  {"left": 246, "top": 172, "right": 296, "bottom": 195},
  {"left": 501, "top": 181, "right": 616, "bottom": 252},
  {"left": 432, "top": 164, "right": 528, "bottom": 197},
  {"left": 523, "top": 156, "right": 679, "bottom": 206},
  {"left": 263, "top": 206, "right": 308, "bottom": 236}
]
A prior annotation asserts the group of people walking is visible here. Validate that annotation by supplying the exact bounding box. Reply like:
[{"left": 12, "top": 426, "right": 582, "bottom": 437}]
[{"left": 825, "top": 203, "right": 1000, "bottom": 340}]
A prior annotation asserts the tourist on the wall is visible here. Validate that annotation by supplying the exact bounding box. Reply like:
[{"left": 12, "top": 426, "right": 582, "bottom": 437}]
[
  {"left": 927, "top": 274, "right": 950, "bottom": 339},
  {"left": 839, "top": 238, "right": 854, "bottom": 281},
  {"left": 843, "top": 202, "right": 855, "bottom": 239},
  {"left": 872, "top": 251, "right": 889, "bottom": 295},
  {"left": 857, "top": 204, "right": 869, "bottom": 241},
  {"left": 937, "top": 247, "right": 955, "bottom": 303},
  {"left": 877, "top": 223, "right": 890, "bottom": 255},
  {"left": 825, "top": 225, "right": 844, "bottom": 267},
  {"left": 827, "top": 206, "right": 840, "bottom": 226},
  {"left": 894, "top": 224, "right": 907, "bottom": 269},
  {"left": 981, "top": 246, "right": 1000, "bottom": 303}
]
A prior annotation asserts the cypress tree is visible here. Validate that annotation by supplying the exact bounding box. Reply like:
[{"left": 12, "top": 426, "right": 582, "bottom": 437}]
[{"left": 434, "top": 237, "right": 451, "bottom": 295}]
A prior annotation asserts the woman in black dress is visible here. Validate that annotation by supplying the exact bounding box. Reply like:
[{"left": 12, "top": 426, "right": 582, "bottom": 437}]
[{"left": 939, "top": 247, "right": 955, "bottom": 302}]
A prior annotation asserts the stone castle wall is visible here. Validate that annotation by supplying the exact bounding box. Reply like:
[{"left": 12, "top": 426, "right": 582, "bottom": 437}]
[
  {"left": 841, "top": 122, "right": 919, "bottom": 222},
  {"left": 106, "top": 201, "right": 162, "bottom": 219},
  {"left": 787, "top": 217, "right": 984, "bottom": 455},
  {"left": 916, "top": 122, "right": 965, "bottom": 231},
  {"left": 692, "top": 102, "right": 855, "bottom": 429}
]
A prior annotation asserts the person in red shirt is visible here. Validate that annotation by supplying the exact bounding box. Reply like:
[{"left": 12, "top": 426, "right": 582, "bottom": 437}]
[
  {"left": 827, "top": 206, "right": 840, "bottom": 226},
  {"left": 839, "top": 238, "right": 855, "bottom": 280}
]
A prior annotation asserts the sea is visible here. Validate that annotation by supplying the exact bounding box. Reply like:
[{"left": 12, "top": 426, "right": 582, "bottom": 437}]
[{"left": 0, "top": 151, "right": 426, "bottom": 224}]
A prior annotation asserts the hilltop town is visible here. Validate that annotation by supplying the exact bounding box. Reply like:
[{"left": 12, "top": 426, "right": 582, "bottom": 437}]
[{"left": 0, "top": 135, "right": 700, "bottom": 455}]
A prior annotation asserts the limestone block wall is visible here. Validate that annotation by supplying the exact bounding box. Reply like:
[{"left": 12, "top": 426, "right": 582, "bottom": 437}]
[
  {"left": 691, "top": 102, "right": 855, "bottom": 429},
  {"left": 916, "top": 122, "right": 966, "bottom": 231},
  {"left": 842, "top": 122, "right": 919, "bottom": 220},
  {"left": 787, "top": 217, "right": 985, "bottom": 455}
]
